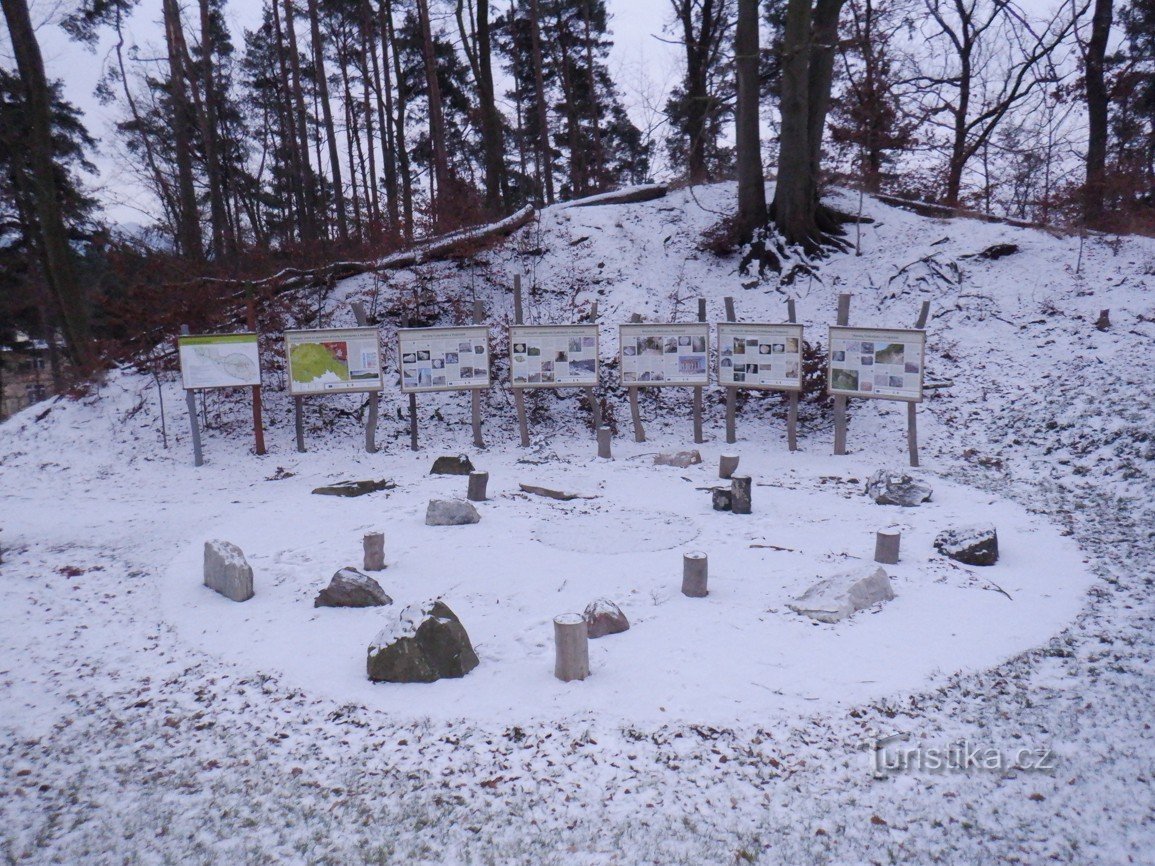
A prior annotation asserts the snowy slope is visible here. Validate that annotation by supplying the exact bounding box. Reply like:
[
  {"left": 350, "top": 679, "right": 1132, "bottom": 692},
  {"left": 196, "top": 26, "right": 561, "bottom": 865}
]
[{"left": 1, "top": 183, "right": 1153, "bottom": 864}]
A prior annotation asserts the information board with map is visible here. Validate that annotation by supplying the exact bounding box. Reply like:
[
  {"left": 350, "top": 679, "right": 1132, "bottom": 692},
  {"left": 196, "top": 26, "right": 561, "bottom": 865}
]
[
  {"left": 619, "top": 323, "right": 710, "bottom": 387},
  {"left": 827, "top": 326, "right": 925, "bottom": 402},
  {"left": 284, "top": 327, "right": 383, "bottom": 395},
  {"left": 398, "top": 325, "right": 490, "bottom": 393},
  {"left": 509, "top": 324, "right": 599, "bottom": 388},
  {"left": 178, "top": 333, "right": 261, "bottom": 390},
  {"left": 717, "top": 323, "right": 804, "bottom": 391}
]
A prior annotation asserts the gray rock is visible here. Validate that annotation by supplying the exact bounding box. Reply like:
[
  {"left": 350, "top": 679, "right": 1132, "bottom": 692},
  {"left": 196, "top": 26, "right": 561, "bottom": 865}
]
[
  {"left": 203, "top": 540, "right": 254, "bottom": 602},
  {"left": 788, "top": 565, "right": 896, "bottom": 623},
  {"left": 711, "top": 487, "right": 733, "bottom": 511},
  {"left": 654, "top": 450, "right": 703, "bottom": 468},
  {"left": 430, "top": 455, "right": 475, "bottom": 475},
  {"left": 518, "top": 483, "right": 595, "bottom": 501},
  {"left": 314, "top": 567, "right": 393, "bottom": 608},
  {"left": 367, "top": 600, "right": 479, "bottom": 683},
  {"left": 425, "top": 499, "right": 481, "bottom": 526},
  {"left": 583, "top": 598, "right": 630, "bottom": 638},
  {"left": 312, "top": 479, "right": 396, "bottom": 497},
  {"left": 934, "top": 525, "right": 999, "bottom": 566},
  {"left": 865, "top": 469, "right": 933, "bottom": 506}
]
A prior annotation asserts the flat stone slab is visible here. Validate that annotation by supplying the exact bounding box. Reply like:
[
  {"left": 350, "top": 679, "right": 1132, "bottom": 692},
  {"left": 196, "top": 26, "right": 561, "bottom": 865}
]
[
  {"left": 425, "top": 499, "right": 481, "bottom": 526},
  {"left": 788, "top": 565, "right": 895, "bottom": 624},
  {"left": 314, "top": 567, "right": 392, "bottom": 608},
  {"left": 935, "top": 525, "right": 999, "bottom": 566},
  {"left": 654, "top": 450, "right": 702, "bottom": 468},
  {"left": 311, "top": 479, "right": 396, "bottom": 497},
  {"left": 865, "top": 469, "right": 932, "bottom": 507},
  {"left": 367, "top": 600, "right": 479, "bottom": 683},
  {"left": 518, "top": 483, "right": 596, "bottom": 501},
  {"left": 203, "top": 540, "right": 254, "bottom": 602},
  {"left": 430, "top": 455, "right": 475, "bottom": 476}
]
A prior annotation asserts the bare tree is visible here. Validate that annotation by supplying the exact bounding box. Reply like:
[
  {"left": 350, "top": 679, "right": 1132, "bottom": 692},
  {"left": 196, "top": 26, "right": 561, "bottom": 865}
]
[{"left": 734, "top": 0, "right": 766, "bottom": 237}]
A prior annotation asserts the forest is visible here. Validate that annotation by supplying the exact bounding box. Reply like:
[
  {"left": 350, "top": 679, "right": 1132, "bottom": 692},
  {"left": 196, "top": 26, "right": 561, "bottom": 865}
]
[{"left": 0, "top": 0, "right": 1145, "bottom": 383}]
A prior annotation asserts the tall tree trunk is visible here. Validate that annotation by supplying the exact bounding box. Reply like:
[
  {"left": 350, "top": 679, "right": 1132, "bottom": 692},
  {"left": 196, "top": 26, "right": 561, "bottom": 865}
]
[
  {"left": 1084, "top": 0, "right": 1112, "bottom": 226},
  {"left": 463, "top": 0, "right": 507, "bottom": 213},
  {"left": 806, "top": 0, "right": 845, "bottom": 197},
  {"left": 581, "top": 0, "right": 605, "bottom": 190},
  {"left": 734, "top": 0, "right": 766, "bottom": 238},
  {"left": 0, "top": 0, "right": 93, "bottom": 367},
  {"left": 384, "top": 0, "right": 414, "bottom": 239},
  {"left": 270, "top": 0, "right": 309, "bottom": 242},
  {"left": 359, "top": 15, "right": 382, "bottom": 229},
  {"left": 283, "top": 0, "right": 319, "bottom": 239},
  {"left": 197, "top": 0, "right": 232, "bottom": 257},
  {"left": 416, "top": 0, "right": 452, "bottom": 223},
  {"left": 309, "top": 0, "right": 349, "bottom": 240},
  {"left": 162, "top": 0, "right": 204, "bottom": 259},
  {"left": 529, "top": 0, "right": 555, "bottom": 203},
  {"left": 677, "top": 0, "right": 710, "bottom": 184},
  {"left": 372, "top": 1, "right": 400, "bottom": 230}
]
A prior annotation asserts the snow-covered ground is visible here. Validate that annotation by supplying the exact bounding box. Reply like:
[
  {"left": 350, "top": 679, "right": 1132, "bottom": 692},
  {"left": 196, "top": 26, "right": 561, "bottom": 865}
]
[{"left": 2, "top": 184, "right": 1153, "bottom": 864}]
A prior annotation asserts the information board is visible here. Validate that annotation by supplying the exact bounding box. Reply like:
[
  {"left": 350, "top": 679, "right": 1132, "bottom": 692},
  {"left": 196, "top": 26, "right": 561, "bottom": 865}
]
[
  {"left": 717, "top": 323, "right": 804, "bottom": 391},
  {"left": 510, "top": 324, "right": 599, "bottom": 388},
  {"left": 284, "top": 327, "right": 383, "bottom": 395},
  {"left": 827, "top": 326, "right": 925, "bottom": 402},
  {"left": 178, "top": 333, "right": 261, "bottom": 390},
  {"left": 398, "top": 325, "right": 490, "bottom": 392},
  {"left": 619, "top": 323, "right": 710, "bottom": 387}
]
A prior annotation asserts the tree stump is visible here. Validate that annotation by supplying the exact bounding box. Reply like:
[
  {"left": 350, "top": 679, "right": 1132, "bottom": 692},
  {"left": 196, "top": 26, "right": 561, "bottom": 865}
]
[
  {"left": 554, "top": 614, "right": 590, "bottom": 682},
  {"left": 363, "top": 532, "right": 386, "bottom": 571},
  {"left": 597, "top": 426, "right": 612, "bottom": 459},
  {"left": 711, "top": 487, "right": 733, "bottom": 511},
  {"left": 682, "top": 551, "right": 708, "bottom": 597},
  {"left": 719, "top": 454, "right": 740, "bottom": 479},
  {"left": 731, "top": 475, "right": 752, "bottom": 514},
  {"left": 874, "top": 529, "right": 901, "bottom": 565},
  {"left": 467, "top": 471, "right": 489, "bottom": 502}
]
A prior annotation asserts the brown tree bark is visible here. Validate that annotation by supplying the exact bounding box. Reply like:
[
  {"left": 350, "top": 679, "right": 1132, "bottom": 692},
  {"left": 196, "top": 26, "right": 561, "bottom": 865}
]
[
  {"left": 416, "top": 0, "right": 452, "bottom": 223},
  {"left": 529, "top": 0, "right": 556, "bottom": 203},
  {"left": 282, "top": 0, "right": 319, "bottom": 239},
  {"left": 162, "top": 0, "right": 205, "bottom": 259},
  {"left": 383, "top": 0, "right": 414, "bottom": 239},
  {"left": 1084, "top": 0, "right": 1112, "bottom": 226},
  {"left": 734, "top": 0, "right": 766, "bottom": 238},
  {"left": 308, "top": 0, "right": 350, "bottom": 240}
]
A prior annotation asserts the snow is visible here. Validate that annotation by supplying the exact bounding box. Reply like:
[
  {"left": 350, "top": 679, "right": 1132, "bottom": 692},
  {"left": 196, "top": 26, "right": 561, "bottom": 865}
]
[{"left": 2, "top": 183, "right": 1154, "bottom": 863}]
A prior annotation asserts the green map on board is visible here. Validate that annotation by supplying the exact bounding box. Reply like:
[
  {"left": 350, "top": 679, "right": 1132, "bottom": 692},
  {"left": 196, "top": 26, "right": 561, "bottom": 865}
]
[{"left": 290, "top": 342, "right": 349, "bottom": 383}]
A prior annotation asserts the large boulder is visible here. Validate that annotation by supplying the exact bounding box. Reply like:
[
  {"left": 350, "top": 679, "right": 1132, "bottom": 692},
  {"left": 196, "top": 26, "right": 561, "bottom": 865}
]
[
  {"left": 430, "top": 455, "right": 475, "bottom": 476},
  {"left": 425, "top": 499, "right": 481, "bottom": 526},
  {"left": 203, "top": 540, "right": 254, "bottom": 602},
  {"left": 788, "top": 565, "right": 896, "bottom": 624},
  {"left": 583, "top": 598, "right": 630, "bottom": 638},
  {"left": 654, "top": 450, "right": 703, "bottom": 468},
  {"left": 934, "top": 526, "right": 999, "bottom": 566},
  {"left": 311, "top": 479, "right": 396, "bottom": 497},
  {"left": 314, "top": 567, "right": 393, "bottom": 608},
  {"left": 367, "top": 600, "right": 479, "bottom": 683},
  {"left": 865, "top": 469, "right": 932, "bottom": 507}
]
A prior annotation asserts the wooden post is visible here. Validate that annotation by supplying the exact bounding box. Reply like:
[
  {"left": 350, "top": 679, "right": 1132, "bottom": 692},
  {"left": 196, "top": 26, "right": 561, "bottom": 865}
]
[
  {"left": 833, "top": 293, "right": 851, "bottom": 456},
  {"left": 682, "top": 552, "right": 708, "bottom": 597},
  {"left": 585, "top": 299, "right": 600, "bottom": 431},
  {"left": 723, "top": 296, "right": 737, "bottom": 444},
  {"left": 513, "top": 275, "right": 530, "bottom": 447},
  {"left": 467, "top": 470, "right": 489, "bottom": 502},
  {"left": 363, "top": 532, "right": 386, "bottom": 571},
  {"left": 351, "top": 301, "right": 379, "bottom": 454},
  {"left": 693, "top": 298, "right": 705, "bottom": 444},
  {"left": 629, "top": 387, "right": 645, "bottom": 442},
  {"left": 786, "top": 298, "right": 799, "bottom": 452},
  {"left": 908, "top": 301, "right": 931, "bottom": 468},
  {"left": 408, "top": 394, "right": 419, "bottom": 451},
  {"left": 246, "top": 294, "right": 267, "bottom": 456},
  {"left": 731, "top": 474, "right": 752, "bottom": 514},
  {"left": 874, "top": 529, "right": 900, "bottom": 565},
  {"left": 294, "top": 396, "right": 306, "bottom": 453},
  {"left": 719, "top": 454, "right": 740, "bottom": 479},
  {"left": 472, "top": 300, "right": 485, "bottom": 449},
  {"left": 180, "top": 325, "right": 204, "bottom": 467},
  {"left": 597, "top": 425, "right": 612, "bottom": 459},
  {"left": 553, "top": 614, "right": 590, "bottom": 682}
]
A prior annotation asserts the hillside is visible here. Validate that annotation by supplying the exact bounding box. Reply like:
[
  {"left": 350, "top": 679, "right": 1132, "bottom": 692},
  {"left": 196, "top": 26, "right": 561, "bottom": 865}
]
[{"left": 1, "top": 183, "right": 1153, "bottom": 864}]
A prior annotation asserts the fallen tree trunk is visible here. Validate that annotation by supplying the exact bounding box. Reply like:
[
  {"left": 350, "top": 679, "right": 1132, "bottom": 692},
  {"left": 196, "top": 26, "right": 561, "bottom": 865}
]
[{"left": 565, "top": 184, "right": 668, "bottom": 208}]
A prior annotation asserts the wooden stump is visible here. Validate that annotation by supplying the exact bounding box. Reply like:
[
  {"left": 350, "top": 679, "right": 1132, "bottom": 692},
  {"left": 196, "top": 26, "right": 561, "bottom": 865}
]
[
  {"left": 711, "top": 488, "right": 732, "bottom": 511},
  {"left": 597, "top": 426, "right": 612, "bottom": 459},
  {"left": 682, "top": 551, "right": 708, "bottom": 597},
  {"left": 731, "top": 475, "right": 752, "bottom": 514},
  {"left": 874, "top": 529, "right": 901, "bottom": 565},
  {"left": 363, "top": 532, "right": 385, "bottom": 571},
  {"left": 719, "top": 454, "right": 740, "bottom": 479},
  {"left": 467, "top": 471, "right": 489, "bottom": 502},
  {"left": 554, "top": 614, "right": 590, "bottom": 682}
]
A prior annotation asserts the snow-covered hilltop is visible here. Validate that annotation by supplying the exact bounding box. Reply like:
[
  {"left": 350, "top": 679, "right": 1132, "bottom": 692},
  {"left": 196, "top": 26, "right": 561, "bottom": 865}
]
[{"left": 2, "top": 184, "right": 1153, "bottom": 864}]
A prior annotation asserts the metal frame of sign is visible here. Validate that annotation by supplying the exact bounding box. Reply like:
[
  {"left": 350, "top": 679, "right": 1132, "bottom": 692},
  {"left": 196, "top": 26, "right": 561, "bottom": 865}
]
[
  {"left": 397, "top": 325, "right": 491, "bottom": 393},
  {"left": 827, "top": 325, "right": 926, "bottom": 403},
  {"left": 716, "top": 322, "right": 804, "bottom": 392},
  {"left": 509, "top": 324, "right": 599, "bottom": 389},
  {"left": 284, "top": 326, "right": 383, "bottom": 396},
  {"left": 177, "top": 332, "right": 261, "bottom": 390},
  {"left": 618, "top": 322, "right": 711, "bottom": 387}
]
